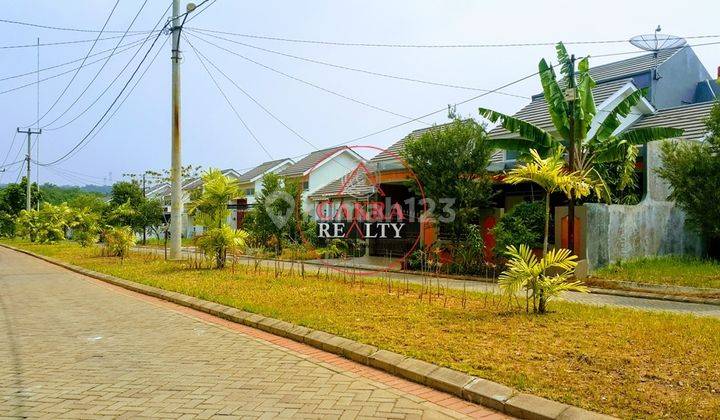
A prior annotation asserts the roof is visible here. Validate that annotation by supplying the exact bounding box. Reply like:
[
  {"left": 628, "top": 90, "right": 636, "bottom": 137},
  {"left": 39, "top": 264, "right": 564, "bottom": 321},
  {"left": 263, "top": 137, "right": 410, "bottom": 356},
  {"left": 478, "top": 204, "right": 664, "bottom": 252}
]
[
  {"left": 370, "top": 122, "right": 456, "bottom": 163},
  {"left": 588, "top": 48, "right": 679, "bottom": 83},
  {"left": 279, "top": 146, "right": 354, "bottom": 177},
  {"left": 629, "top": 101, "right": 715, "bottom": 141},
  {"left": 488, "top": 78, "right": 635, "bottom": 139},
  {"left": 183, "top": 168, "right": 241, "bottom": 191},
  {"left": 237, "top": 158, "right": 292, "bottom": 183}
]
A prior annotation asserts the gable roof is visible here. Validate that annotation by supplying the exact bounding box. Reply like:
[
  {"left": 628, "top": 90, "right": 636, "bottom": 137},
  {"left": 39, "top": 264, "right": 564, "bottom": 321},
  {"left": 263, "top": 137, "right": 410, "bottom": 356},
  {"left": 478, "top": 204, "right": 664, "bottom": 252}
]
[
  {"left": 182, "top": 168, "right": 241, "bottom": 191},
  {"left": 237, "top": 158, "right": 293, "bottom": 183},
  {"left": 370, "top": 122, "right": 455, "bottom": 163},
  {"left": 588, "top": 48, "right": 679, "bottom": 83},
  {"left": 279, "top": 146, "right": 358, "bottom": 177},
  {"left": 488, "top": 78, "right": 636, "bottom": 139},
  {"left": 628, "top": 101, "right": 715, "bottom": 141}
]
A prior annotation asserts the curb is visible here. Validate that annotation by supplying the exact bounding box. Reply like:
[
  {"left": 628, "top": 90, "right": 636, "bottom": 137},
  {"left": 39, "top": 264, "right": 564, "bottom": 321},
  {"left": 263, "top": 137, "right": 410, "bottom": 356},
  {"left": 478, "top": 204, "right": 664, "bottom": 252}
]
[{"left": 2, "top": 243, "right": 616, "bottom": 420}]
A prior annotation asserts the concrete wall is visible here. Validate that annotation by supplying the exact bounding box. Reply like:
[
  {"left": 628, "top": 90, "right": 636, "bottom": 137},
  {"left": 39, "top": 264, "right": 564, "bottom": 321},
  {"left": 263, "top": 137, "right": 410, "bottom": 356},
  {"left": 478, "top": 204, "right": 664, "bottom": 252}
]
[{"left": 581, "top": 140, "right": 703, "bottom": 270}]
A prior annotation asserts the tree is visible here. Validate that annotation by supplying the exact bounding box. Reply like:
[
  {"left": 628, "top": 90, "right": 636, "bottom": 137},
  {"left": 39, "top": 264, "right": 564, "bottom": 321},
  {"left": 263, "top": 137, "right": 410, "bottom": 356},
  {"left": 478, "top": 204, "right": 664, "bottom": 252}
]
[
  {"left": 657, "top": 100, "right": 720, "bottom": 251},
  {"left": 499, "top": 244, "right": 587, "bottom": 314},
  {"left": 109, "top": 181, "right": 144, "bottom": 208},
  {"left": 503, "top": 149, "right": 604, "bottom": 256},
  {"left": 0, "top": 177, "right": 44, "bottom": 216},
  {"left": 478, "top": 42, "right": 683, "bottom": 251},
  {"left": 401, "top": 118, "right": 495, "bottom": 244},
  {"left": 188, "top": 169, "right": 247, "bottom": 268}
]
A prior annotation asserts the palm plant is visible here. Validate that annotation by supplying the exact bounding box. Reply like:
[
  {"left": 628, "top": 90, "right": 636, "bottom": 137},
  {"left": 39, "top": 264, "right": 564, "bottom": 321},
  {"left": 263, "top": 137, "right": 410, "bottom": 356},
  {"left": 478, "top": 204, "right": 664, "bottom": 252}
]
[
  {"left": 478, "top": 42, "right": 683, "bottom": 250},
  {"left": 504, "top": 149, "right": 606, "bottom": 256},
  {"left": 499, "top": 244, "right": 587, "bottom": 313}
]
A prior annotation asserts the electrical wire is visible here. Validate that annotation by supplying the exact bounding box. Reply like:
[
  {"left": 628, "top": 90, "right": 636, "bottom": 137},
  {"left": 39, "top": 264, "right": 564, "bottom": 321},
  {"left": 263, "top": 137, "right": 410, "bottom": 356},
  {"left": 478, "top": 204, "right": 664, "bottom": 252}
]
[
  {"left": 185, "top": 31, "right": 435, "bottom": 123},
  {"left": 186, "top": 29, "right": 530, "bottom": 99},
  {"left": 0, "top": 17, "right": 156, "bottom": 34},
  {"left": 185, "top": 34, "right": 318, "bottom": 151},
  {"left": 0, "top": 38, "right": 146, "bottom": 96},
  {"left": 184, "top": 38, "right": 274, "bottom": 159},
  {"left": 45, "top": 36, "right": 170, "bottom": 166},
  {"left": 43, "top": 1, "right": 172, "bottom": 131},
  {"left": 23, "top": 0, "right": 121, "bottom": 128},
  {"left": 187, "top": 27, "right": 720, "bottom": 48},
  {"left": 184, "top": 0, "right": 217, "bottom": 25},
  {"left": 0, "top": 31, "right": 156, "bottom": 50},
  {"left": 37, "top": 12, "right": 171, "bottom": 167},
  {"left": 0, "top": 131, "right": 19, "bottom": 183}
]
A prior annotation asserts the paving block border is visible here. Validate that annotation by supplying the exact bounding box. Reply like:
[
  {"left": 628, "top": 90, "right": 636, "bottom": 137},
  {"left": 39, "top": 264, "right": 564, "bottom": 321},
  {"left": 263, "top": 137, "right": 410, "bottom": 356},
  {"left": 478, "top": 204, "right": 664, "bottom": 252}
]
[{"left": 1, "top": 243, "right": 616, "bottom": 420}]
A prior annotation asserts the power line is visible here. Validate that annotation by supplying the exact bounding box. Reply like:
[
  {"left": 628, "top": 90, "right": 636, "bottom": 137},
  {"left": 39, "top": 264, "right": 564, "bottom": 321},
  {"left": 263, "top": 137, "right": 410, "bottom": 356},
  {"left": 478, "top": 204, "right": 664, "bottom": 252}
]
[
  {"left": 185, "top": 31, "right": 435, "bottom": 123},
  {"left": 42, "top": 1, "right": 169, "bottom": 131},
  {"left": 0, "top": 17, "right": 156, "bottom": 34},
  {"left": 44, "top": 36, "right": 170, "bottom": 166},
  {"left": 188, "top": 27, "right": 720, "bottom": 48},
  {"left": 0, "top": 31, "right": 156, "bottom": 50},
  {"left": 185, "top": 35, "right": 318, "bottom": 151},
  {"left": 23, "top": 0, "right": 121, "bottom": 128},
  {"left": 0, "top": 37, "right": 147, "bottom": 83},
  {"left": 0, "top": 131, "right": 19, "bottom": 184},
  {"left": 0, "top": 39, "right": 147, "bottom": 96},
  {"left": 37, "top": 12, "right": 171, "bottom": 167},
  {"left": 184, "top": 37, "right": 274, "bottom": 159},
  {"left": 186, "top": 29, "right": 530, "bottom": 99},
  {"left": 184, "top": 0, "right": 217, "bottom": 25}
]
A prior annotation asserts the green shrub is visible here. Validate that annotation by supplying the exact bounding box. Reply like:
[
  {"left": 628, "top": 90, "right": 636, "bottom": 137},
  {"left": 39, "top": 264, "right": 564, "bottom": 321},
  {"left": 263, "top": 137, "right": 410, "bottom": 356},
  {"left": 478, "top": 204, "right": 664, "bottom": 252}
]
[
  {"left": 70, "top": 207, "right": 101, "bottom": 247},
  {"left": 195, "top": 225, "right": 248, "bottom": 268},
  {"left": 492, "top": 201, "right": 545, "bottom": 257},
  {"left": 104, "top": 226, "right": 136, "bottom": 260}
]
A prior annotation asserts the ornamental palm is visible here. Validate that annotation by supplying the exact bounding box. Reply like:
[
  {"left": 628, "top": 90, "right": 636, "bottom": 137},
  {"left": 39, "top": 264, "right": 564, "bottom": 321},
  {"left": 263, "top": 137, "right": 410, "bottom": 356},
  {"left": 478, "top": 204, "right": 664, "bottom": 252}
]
[
  {"left": 478, "top": 42, "right": 683, "bottom": 248},
  {"left": 187, "top": 169, "right": 242, "bottom": 228},
  {"left": 504, "top": 149, "right": 606, "bottom": 256}
]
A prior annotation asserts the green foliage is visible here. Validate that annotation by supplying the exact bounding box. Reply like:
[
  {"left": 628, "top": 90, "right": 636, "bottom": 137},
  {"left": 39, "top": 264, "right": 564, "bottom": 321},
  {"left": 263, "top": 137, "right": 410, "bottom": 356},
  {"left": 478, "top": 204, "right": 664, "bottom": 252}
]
[
  {"left": 69, "top": 207, "right": 101, "bottom": 247},
  {"left": 15, "top": 203, "right": 75, "bottom": 243},
  {"left": 401, "top": 118, "right": 494, "bottom": 243},
  {"left": 448, "top": 224, "right": 486, "bottom": 275},
  {"left": 104, "top": 226, "right": 136, "bottom": 260},
  {"left": 499, "top": 244, "right": 587, "bottom": 313},
  {"left": 492, "top": 201, "right": 545, "bottom": 257},
  {"left": 105, "top": 180, "right": 163, "bottom": 243},
  {"left": 195, "top": 225, "right": 248, "bottom": 269},
  {"left": 0, "top": 211, "right": 15, "bottom": 237},
  {"left": 187, "top": 168, "right": 242, "bottom": 229},
  {"left": 479, "top": 42, "right": 683, "bottom": 201},
  {"left": 109, "top": 181, "right": 144, "bottom": 207},
  {"left": 657, "top": 101, "right": 720, "bottom": 241},
  {"left": 40, "top": 183, "right": 106, "bottom": 206},
  {"left": 0, "top": 177, "right": 43, "bottom": 216}
]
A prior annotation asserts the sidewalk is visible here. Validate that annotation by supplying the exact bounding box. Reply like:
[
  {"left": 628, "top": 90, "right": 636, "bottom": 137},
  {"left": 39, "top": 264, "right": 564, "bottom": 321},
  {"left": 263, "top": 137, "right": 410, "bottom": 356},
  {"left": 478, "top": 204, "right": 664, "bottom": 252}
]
[{"left": 136, "top": 246, "right": 720, "bottom": 319}]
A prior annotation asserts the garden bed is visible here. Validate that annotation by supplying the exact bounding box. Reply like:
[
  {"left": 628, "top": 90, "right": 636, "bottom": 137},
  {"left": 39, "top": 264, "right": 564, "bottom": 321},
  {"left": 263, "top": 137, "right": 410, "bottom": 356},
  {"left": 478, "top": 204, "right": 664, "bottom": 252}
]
[
  {"left": 4, "top": 239, "right": 720, "bottom": 419},
  {"left": 592, "top": 255, "right": 720, "bottom": 290}
]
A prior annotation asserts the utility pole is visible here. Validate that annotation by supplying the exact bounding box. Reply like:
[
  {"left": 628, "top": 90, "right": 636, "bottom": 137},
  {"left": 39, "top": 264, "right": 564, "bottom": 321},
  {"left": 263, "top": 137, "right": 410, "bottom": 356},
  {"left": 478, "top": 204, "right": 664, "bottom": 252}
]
[
  {"left": 17, "top": 127, "right": 42, "bottom": 211},
  {"left": 169, "top": 1, "right": 197, "bottom": 259},
  {"left": 142, "top": 172, "right": 147, "bottom": 245}
]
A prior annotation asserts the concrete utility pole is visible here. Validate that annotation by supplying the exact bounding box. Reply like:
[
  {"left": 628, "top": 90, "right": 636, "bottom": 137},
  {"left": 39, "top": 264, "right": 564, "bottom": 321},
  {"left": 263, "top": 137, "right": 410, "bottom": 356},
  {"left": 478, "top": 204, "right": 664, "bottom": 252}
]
[
  {"left": 168, "top": 1, "right": 198, "bottom": 259},
  {"left": 17, "top": 127, "right": 42, "bottom": 211}
]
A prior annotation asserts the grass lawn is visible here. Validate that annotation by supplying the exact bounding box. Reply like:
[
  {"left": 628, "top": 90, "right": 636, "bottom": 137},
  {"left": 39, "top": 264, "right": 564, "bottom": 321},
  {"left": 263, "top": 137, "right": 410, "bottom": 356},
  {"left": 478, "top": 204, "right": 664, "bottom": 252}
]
[
  {"left": 4, "top": 239, "right": 720, "bottom": 419},
  {"left": 594, "top": 255, "right": 720, "bottom": 289}
]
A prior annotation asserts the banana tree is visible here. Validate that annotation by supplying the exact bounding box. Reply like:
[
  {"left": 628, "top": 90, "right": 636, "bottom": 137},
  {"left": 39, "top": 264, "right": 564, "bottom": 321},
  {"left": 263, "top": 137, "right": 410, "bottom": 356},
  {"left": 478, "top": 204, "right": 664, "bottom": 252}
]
[{"left": 478, "top": 42, "right": 683, "bottom": 251}]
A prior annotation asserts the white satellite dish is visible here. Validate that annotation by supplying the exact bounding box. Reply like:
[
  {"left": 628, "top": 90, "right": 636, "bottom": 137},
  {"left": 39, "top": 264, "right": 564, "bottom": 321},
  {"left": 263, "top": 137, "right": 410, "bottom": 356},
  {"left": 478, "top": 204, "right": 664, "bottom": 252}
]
[{"left": 629, "top": 33, "right": 687, "bottom": 52}]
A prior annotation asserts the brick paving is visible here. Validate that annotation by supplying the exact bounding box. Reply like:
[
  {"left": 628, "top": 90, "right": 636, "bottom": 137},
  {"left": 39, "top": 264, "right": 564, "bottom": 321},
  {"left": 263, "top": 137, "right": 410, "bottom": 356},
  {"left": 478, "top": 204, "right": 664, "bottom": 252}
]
[{"left": 0, "top": 247, "right": 506, "bottom": 419}]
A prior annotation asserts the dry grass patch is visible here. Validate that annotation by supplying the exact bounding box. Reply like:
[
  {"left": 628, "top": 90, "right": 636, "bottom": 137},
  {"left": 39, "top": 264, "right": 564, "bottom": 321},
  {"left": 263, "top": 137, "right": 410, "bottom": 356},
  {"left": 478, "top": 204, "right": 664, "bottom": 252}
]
[{"left": 6, "top": 240, "right": 720, "bottom": 419}]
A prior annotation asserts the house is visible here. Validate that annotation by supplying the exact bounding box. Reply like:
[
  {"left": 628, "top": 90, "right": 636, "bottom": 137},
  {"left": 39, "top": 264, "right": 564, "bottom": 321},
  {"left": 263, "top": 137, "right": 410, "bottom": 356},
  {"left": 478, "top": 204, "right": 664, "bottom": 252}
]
[
  {"left": 486, "top": 45, "right": 719, "bottom": 269},
  {"left": 234, "top": 158, "right": 294, "bottom": 227},
  {"left": 147, "top": 168, "right": 245, "bottom": 238},
  {"left": 277, "top": 146, "right": 365, "bottom": 215}
]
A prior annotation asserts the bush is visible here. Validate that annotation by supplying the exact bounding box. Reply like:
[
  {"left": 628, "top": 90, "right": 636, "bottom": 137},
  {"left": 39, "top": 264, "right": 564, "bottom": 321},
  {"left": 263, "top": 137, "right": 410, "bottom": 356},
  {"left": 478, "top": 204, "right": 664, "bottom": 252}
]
[
  {"left": 70, "top": 207, "right": 100, "bottom": 247},
  {"left": 195, "top": 225, "right": 248, "bottom": 268},
  {"left": 104, "top": 226, "right": 136, "bottom": 260},
  {"left": 16, "top": 203, "right": 74, "bottom": 243},
  {"left": 0, "top": 211, "right": 15, "bottom": 237},
  {"left": 492, "top": 201, "right": 545, "bottom": 257}
]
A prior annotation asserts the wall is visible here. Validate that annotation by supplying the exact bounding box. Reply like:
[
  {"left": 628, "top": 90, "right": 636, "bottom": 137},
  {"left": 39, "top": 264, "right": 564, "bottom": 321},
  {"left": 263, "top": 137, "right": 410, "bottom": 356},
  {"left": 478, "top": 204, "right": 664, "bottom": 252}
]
[
  {"left": 654, "top": 48, "right": 712, "bottom": 109},
  {"left": 580, "top": 140, "right": 703, "bottom": 270}
]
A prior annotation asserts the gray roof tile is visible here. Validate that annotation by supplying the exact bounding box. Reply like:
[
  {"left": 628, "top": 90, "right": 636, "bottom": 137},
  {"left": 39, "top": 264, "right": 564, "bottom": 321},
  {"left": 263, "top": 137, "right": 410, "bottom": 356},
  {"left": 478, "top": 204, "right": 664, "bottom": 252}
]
[
  {"left": 629, "top": 101, "right": 715, "bottom": 141},
  {"left": 278, "top": 146, "right": 351, "bottom": 177},
  {"left": 237, "top": 158, "right": 292, "bottom": 183}
]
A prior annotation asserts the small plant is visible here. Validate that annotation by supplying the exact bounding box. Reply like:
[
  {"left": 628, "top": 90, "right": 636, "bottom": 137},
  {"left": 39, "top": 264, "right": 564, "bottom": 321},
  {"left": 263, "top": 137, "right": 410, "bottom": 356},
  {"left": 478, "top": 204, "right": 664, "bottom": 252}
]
[
  {"left": 104, "top": 226, "right": 136, "bottom": 261},
  {"left": 195, "top": 225, "right": 248, "bottom": 269},
  {"left": 499, "top": 244, "right": 587, "bottom": 313},
  {"left": 70, "top": 207, "right": 101, "bottom": 247}
]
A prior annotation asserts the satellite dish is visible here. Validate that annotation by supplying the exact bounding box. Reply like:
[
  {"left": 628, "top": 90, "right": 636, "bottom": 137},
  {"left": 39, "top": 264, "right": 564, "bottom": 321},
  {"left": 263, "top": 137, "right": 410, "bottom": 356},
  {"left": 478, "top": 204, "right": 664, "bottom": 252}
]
[{"left": 629, "top": 33, "right": 687, "bottom": 52}]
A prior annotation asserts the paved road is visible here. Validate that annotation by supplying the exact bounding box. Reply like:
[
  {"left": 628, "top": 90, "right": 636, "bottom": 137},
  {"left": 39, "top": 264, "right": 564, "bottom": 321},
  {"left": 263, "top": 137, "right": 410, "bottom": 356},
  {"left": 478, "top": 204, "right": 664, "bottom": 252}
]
[
  {"left": 0, "top": 247, "right": 504, "bottom": 419},
  {"left": 138, "top": 246, "right": 720, "bottom": 319}
]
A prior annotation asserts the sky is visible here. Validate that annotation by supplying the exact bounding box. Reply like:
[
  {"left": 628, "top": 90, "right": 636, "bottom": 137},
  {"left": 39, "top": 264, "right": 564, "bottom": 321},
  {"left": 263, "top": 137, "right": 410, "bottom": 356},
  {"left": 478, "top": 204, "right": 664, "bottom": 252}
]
[{"left": 1, "top": 0, "right": 719, "bottom": 186}]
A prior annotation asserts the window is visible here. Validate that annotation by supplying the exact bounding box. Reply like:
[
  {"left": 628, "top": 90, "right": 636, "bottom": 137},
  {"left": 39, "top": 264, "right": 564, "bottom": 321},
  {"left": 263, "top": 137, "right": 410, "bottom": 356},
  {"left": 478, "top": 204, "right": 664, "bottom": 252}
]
[
  {"left": 302, "top": 181, "right": 309, "bottom": 191},
  {"left": 245, "top": 188, "right": 255, "bottom": 196}
]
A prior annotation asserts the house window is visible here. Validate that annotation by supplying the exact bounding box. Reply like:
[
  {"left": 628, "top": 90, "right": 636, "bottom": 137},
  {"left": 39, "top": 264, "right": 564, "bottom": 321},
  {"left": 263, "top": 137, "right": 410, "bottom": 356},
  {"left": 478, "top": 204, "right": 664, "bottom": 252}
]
[
  {"left": 302, "top": 181, "right": 309, "bottom": 191},
  {"left": 245, "top": 188, "right": 255, "bottom": 196}
]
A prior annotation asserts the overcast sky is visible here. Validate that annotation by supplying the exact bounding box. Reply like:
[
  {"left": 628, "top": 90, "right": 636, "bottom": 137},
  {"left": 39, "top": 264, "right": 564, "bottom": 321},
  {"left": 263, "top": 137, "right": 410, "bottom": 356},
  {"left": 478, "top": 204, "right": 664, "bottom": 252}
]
[{"left": 1, "top": 0, "right": 719, "bottom": 186}]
